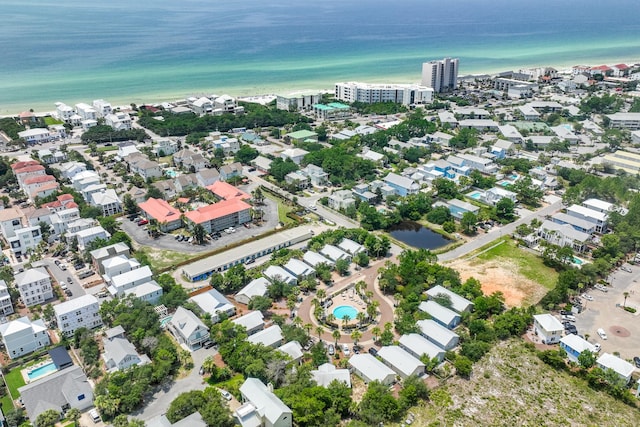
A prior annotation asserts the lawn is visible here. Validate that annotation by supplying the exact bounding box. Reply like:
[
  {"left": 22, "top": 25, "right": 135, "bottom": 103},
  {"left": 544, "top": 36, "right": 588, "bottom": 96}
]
[
  {"left": 209, "top": 373, "right": 244, "bottom": 398},
  {"left": 44, "top": 116, "right": 63, "bottom": 125},
  {"left": 97, "top": 145, "right": 118, "bottom": 152},
  {"left": 476, "top": 237, "right": 558, "bottom": 290},
  {"left": 4, "top": 367, "right": 25, "bottom": 398},
  {"left": 392, "top": 339, "right": 640, "bottom": 426},
  {"left": 263, "top": 192, "right": 296, "bottom": 225},
  {"left": 136, "top": 246, "right": 198, "bottom": 271}
]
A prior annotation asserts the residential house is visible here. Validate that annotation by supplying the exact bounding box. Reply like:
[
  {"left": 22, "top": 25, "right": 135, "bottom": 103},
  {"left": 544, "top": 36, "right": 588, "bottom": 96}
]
[
  {"left": 252, "top": 156, "right": 273, "bottom": 173},
  {"left": 18, "top": 366, "right": 94, "bottom": 424},
  {"left": 138, "top": 197, "right": 183, "bottom": 232},
  {"left": 348, "top": 354, "right": 396, "bottom": 385},
  {"left": 191, "top": 97, "right": 213, "bottom": 116},
  {"left": 18, "top": 129, "right": 52, "bottom": 145},
  {"left": 491, "top": 139, "right": 515, "bottom": 159},
  {"left": 0, "top": 280, "right": 14, "bottom": 317},
  {"left": 320, "top": 244, "right": 351, "bottom": 263},
  {"left": 338, "top": 238, "right": 366, "bottom": 256},
  {"left": 532, "top": 314, "right": 564, "bottom": 345},
  {"left": 101, "top": 255, "right": 140, "bottom": 280},
  {"left": 126, "top": 153, "right": 163, "bottom": 180},
  {"left": 457, "top": 119, "right": 500, "bottom": 131},
  {"left": 105, "top": 112, "right": 132, "bottom": 130},
  {"left": 538, "top": 221, "right": 590, "bottom": 252},
  {"left": 54, "top": 294, "right": 103, "bottom": 337},
  {"left": 276, "top": 92, "right": 322, "bottom": 111},
  {"left": 446, "top": 199, "right": 480, "bottom": 221},
  {"left": 189, "top": 288, "right": 236, "bottom": 323},
  {"left": 425, "top": 285, "right": 474, "bottom": 313},
  {"left": 596, "top": 353, "right": 635, "bottom": 384},
  {"left": 0, "top": 317, "right": 50, "bottom": 359},
  {"left": 311, "top": 363, "right": 351, "bottom": 388},
  {"left": 173, "top": 149, "right": 208, "bottom": 172},
  {"left": 102, "top": 327, "right": 150, "bottom": 372},
  {"left": 418, "top": 300, "right": 461, "bottom": 329},
  {"left": 107, "top": 265, "right": 153, "bottom": 297},
  {"left": 123, "top": 280, "right": 163, "bottom": 305},
  {"left": 236, "top": 377, "right": 293, "bottom": 427},
  {"left": 71, "top": 226, "right": 110, "bottom": 251},
  {"left": 280, "top": 148, "right": 310, "bottom": 165},
  {"left": 232, "top": 311, "right": 265, "bottom": 336},
  {"left": 152, "top": 180, "right": 178, "bottom": 201},
  {"left": 219, "top": 162, "right": 243, "bottom": 181},
  {"left": 247, "top": 325, "right": 284, "bottom": 348},
  {"left": 90, "top": 189, "right": 122, "bottom": 216},
  {"left": 383, "top": 172, "right": 419, "bottom": 196},
  {"left": 264, "top": 266, "right": 297, "bottom": 286},
  {"left": 174, "top": 173, "right": 200, "bottom": 193},
  {"left": 277, "top": 341, "right": 304, "bottom": 363},
  {"left": 16, "top": 268, "right": 53, "bottom": 307},
  {"left": 560, "top": 334, "right": 596, "bottom": 363},
  {"left": 398, "top": 333, "right": 445, "bottom": 362},
  {"left": 7, "top": 225, "right": 43, "bottom": 257},
  {"left": 328, "top": 190, "right": 356, "bottom": 210},
  {"left": 148, "top": 412, "right": 207, "bottom": 427},
  {"left": 582, "top": 198, "right": 614, "bottom": 214},
  {"left": 498, "top": 125, "right": 524, "bottom": 143},
  {"left": 484, "top": 187, "right": 517, "bottom": 205},
  {"left": 92, "top": 99, "right": 112, "bottom": 117},
  {"left": 285, "top": 171, "right": 309, "bottom": 189},
  {"left": 377, "top": 346, "right": 425, "bottom": 379},
  {"left": 196, "top": 168, "right": 220, "bottom": 187},
  {"left": 75, "top": 102, "right": 97, "bottom": 120},
  {"left": 300, "top": 164, "right": 328, "bottom": 187},
  {"left": 302, "top": 251, "right": 334, "bottom": 268},
  {"left": 0, "top": 207, "right": 25, "bottom": 239},
  {"left": 551, "top": 212, "right": 596, "bottom": 234},
  {"left": 235, "top": 277, "right": 271, "bottom": 306},
  {"left": 118, "top": 141, "right": 140, "bottom": 158},
  {"left": 167, "top": 307, "right": 210, "bottom": 350},
  {"left": 416, "top": 319, "right": 460, "bottom": 350},
  {"left": 283, "top": 259, "right": 315, "bottom": 281},
  {"left": 566, "top": 204, "right": 608, "bottom": 233},
  {"left": 153, "top": 139, "right": 179, "bottom": 156},
  {"left": 605, "top": 113, "right": 640, "bottom": 130},
  {"left": 90, "top": 242, "right": 131, "bottom": 274}
]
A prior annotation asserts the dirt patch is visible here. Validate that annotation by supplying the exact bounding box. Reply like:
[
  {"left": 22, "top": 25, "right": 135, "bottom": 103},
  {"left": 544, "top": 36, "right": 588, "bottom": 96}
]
[
  {"left": 449, "top": 258, "right": 547, "bottom": 307},
  {"left": 608, "top": 325, "right": 630, "bottom": 337}
]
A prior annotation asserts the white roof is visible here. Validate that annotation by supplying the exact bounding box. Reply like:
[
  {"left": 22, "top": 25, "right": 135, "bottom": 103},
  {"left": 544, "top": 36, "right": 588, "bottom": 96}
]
[
  {"left": 111, "top": 266, "right": 153, "bottom": 289},
  {"left": 320, "top": 244, "right": 350, "bottom": 262},
  {"left": 567, "top": 204, "right": 607, "bottom": 221},
  {"left": 377, "top": 346, "right": 425, "bottom": 377},
  {"left": 189, "top": 288, "right": 235, "bottom": 318},
  {"left": 15, "top": 267, "right": 50, "bottom": 287},
  {"left": 168, "top": 307, "right": 208, "bottom": 338},
  {"left": 232, "top": 311, "right": 264, "bottom": 332},
  {"left": 582, "top": 198, "right": 614, "bottom": 212},
  {"left": 541, "top": 220, "right": 590, "bottom": 243},
  {"left": 283, "top": 258, "right": 315, "bottom": 278},
  {"left": 418, "top": 300, "right": 460, "bottom": 326},
  {"left": 240, "top": 378, "right": 291, "bottom": 426},
  {"left": 384, "top": 172, "right": 418, "bottom": 190},
  {"left": 399, "top": 333, "right": 445, "bottom": 360},
  {"left": 0, "top": 316, "right": 46, "bottom": 337},
  {"left": 247, "top": 325, "right": 283, "bottom": 348},
  {"left": 416, "top": 319, "right": 459, "bottom": 348},
  {"left": 237, "top": 278, "right": 270, "bottom": 301},
  {"left": 277, "top": 340, "right": 303, "bottom": 361},
  {"left": 426, "top": 285, "right": 474, "bottom": 313},
  {"left": 552, "top": 212, "right": 595, "bottom": 231},
  {"left": 348, "top": 353, "right": 396, "bottom": 383},
  {"left": 124, "top": 281, "right": 162, "bottom": 299},
  {"left": 74, "top": 225, "right": 109, "bottom": 239},
  {"left": 337, "top": 238, "right": 365, "bottom": 255},
  {"left": 311, "top": 363, "right": 351, "bottom": 387},
  {"left": 302, "top": 251, "right": 334, "bottom": 267},
  {"left": 54, "top": 294, "right": 98, "bottom": 317},
  {"left": 597, "top": 353, "right": 635, "bottom": 379},
  {"left": 533, "top": 314, "right": 564, "bottom": 333},
  {"left": 263, "top": 266, "right": 296, "bottom": 285},
  {"left": 560, "top": 334, "right": 595, "bottom": 354}
]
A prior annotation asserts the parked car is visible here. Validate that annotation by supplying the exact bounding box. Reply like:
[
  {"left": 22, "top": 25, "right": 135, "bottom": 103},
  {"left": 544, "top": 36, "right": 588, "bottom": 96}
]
[
  {"left": 565, "top": 325, "right": 578, "bottom": 335},
  {"left": 137, "top": 219, "right": 149, "bottom": 226},
  {"left": 60, "top": 283, "right": 68, "bottom": 291},
  {"left": 581, "top": 294, "right": 594, "bottom": 301},
  {"left": 342, "top": 344, "right": 350, "bottom": 356},
  {"left": 597, "top": 328, "right": 607, "bottom": 340},
  {"left": 621, "top": 266, "right": 632, "bottom": 273},
  {"left": 634, "top": 356, "right": 640, "bottom": 368},
  {"left": 204, "top": 341, "right": 215, "bottom": 349},
  {"left": 328, "top": 344, "right": 335, "bottom": 355},
  {"left": 593, "top": 343, "right": 601, "bottom": 352},
  {"left": 220, "top": 390, "right": 232, "bottom": 401},
  {"left": 560, "top": 310, "right": 572, "bottom": 316},
  {"left": 368, "top": 347, "right": 378, "bottom": 356},
  {"left": 67, "top": 277, "right": 73, "bottom": 284},
  {"left": 594, "top": 284, "right": 608, "bottom": 293},
  {"left": 561, "top": 314, "right": 576, "bottom": 322}
]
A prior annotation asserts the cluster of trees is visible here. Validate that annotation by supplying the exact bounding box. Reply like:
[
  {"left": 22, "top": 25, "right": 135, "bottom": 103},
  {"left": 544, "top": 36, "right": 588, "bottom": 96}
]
[
  {"left": 81, "top": 125, "right": 148, "bottom": 143},
  {"left": 303, "top": 143, "right": 377, "bottom": 186},
  {"left": 138, "top": 102, "right": 311, "bottom": 137},
  {"left": 0, "top": 117, "right": 25, "bottom": 140},
  {"left": 353, "top": 376, "right": 429, "bottom": 425},
  {"left": 73, "top": 328, "right": 100, "bottom": 376},
  {"left": 579, "top": 94, "right": 623, "bottom": 114},
  {"left": 269, "top": 157, "right": 299, "bottom": 182},
  {"left": 166, "top": 389, "right": 234, "bottom": 427},
  {"left": 94, "top": 297, "right": 182, "bottom": 419},
  {"left": 306, "top": 228, "right": 391, "bottom": 258},
  {"left": 350, "top": 101, "right": 408, "bottom": 115},
  {"left": 233, "top": 144, "right": 259, "bottom": 164},
  {"left": 507, "top": 176, "right": 544, "bottom": 207},
  {"left": 449, "top": 128, "right": 478, "bottom": 149}
]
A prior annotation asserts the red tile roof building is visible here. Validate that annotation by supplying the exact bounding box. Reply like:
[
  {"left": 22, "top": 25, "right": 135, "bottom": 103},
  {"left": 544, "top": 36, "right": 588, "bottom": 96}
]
[
  {"left": 138, "top": 198, "right": 183, "bottom": 232},
  {"left": 206, "top": 181, "right": 251, "bottom": 201},
  {"left": 184, "top": 198, "right": 251, "bottom": 233}
]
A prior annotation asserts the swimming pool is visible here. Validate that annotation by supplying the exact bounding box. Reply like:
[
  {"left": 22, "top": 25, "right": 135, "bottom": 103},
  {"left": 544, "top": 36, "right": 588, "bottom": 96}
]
[
  {"left": 333, "top": 305, "right": 358, "bottom": 320},
  {"left": 572, "top": 257, "right": 584, "bottom": 265},
  {"left": 27, "top": 361, "right": 57, "bottom": 381},
  {"left": 468, "top": 191, "right": 483, "bottom": 200},
  {"left": 160, "top": 316, "right": 173, "bottom": 328},
  {"left": 498, "top": 180, "right": 511, "bottom": 187}
]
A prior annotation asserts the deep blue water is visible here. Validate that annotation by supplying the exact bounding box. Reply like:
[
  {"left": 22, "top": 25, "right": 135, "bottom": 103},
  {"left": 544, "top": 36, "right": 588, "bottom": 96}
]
[{"left": 1, "top": 0, "right": 639, "bottom": 111}]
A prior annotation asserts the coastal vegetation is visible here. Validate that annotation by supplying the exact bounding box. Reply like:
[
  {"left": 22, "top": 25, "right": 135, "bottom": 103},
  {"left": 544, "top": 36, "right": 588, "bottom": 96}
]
[{"left": 81, "top": 125, "right": 148, "bottom": 143}]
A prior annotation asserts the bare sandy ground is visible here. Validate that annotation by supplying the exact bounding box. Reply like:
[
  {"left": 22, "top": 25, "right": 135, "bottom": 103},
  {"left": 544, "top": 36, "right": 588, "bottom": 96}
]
[{"left": 449, "top": 258, "right": 548, "bottom": 307}]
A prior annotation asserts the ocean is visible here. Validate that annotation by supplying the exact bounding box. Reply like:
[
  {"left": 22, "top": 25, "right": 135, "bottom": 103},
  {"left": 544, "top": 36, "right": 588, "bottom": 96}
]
[{"left": 1, "top": 0, "right": 640, "bottom": 113}]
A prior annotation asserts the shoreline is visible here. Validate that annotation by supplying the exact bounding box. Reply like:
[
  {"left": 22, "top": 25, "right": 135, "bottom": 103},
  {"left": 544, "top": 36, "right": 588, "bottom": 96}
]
[{"left": 3, "top": 56, "right": 639, "bottom": 117}]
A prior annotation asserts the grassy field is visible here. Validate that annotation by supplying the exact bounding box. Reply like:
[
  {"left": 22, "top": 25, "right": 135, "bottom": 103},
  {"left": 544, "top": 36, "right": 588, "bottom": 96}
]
[
  {"left": 4, "top": 367, "right": 25, "bottom": 398},
  {"left": 394, "top": 339, "right": 640, "bottom": 426},
  {"left": 475, "top": 238, "right": 558, "bottom": 290},
  {"left": 44, "top": 116, "right": 63, "bottom": 125},
  {"left": 263, "top": 192, "right": 296, "bottom": 225},
  {"left": 136, "top": 246, "right": 197, "bottom": 271}
]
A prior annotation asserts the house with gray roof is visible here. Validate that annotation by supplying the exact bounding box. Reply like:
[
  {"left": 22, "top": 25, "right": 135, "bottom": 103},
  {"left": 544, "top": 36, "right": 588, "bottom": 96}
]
[
  {"left": 377, "top": 346, "right": 425, "bottom": 379},
  {"left": 348, "top": 353, "right": 396, "bottom": 385},
  {"left": 302, "top": 251, "right": 334, "bottom": 268},
  {"left": 264, "top": 266, "right": 297, "bottom": 286},
  {"left": 596, "top": 353, "right": 635, "bottom": 384},
  {"left": 425, "top": 285, "right": 474, "bottom": 314},
  {"left": 320, "top": 244, "right": 351, "bottom": 263},
  {"left": 189, "top": 288, "right": 236, "bottom": 323},
  {"left": 383, "top": 172, "right": 419, "bottom": 196},
  {"left": 237, "top": 377, "right": 292, "bottom": 427},
  {"left": 338, "top": 238, "right": 366, "bottom": 256},
  {"left": 18, "top": 365, "right": 93, "bottom": 423},
  {"left": 283, "top": 258, "right": 315, "bottom": 280},
  {"left": 418, "top": 300, "right": 461, "bottom": 329},
  {"left": 147, "top": 411, "right": 207, "bottom": 427},
  {"left": 232, "top": 311, "right": 265, "bottom": 336},
  {"left": 102, "top": 327, "right": 150, "bottom": 372},
  {"left": 236, "top": 277, "right": 270, "bottom": 305},
  {"left": 277, "top": 340, "right": 303, "bottom": 363},
  {"left": 0, "top": 316, "right": 50, "bottom": 359},
  {"left": 416, "top": 319, "right": 460, "bottom": 350},
  {"left": 247, "top": 325, "right": 283, "bottom": 348},
  {"left": 123, "top": 280, "right": 163, "bottom": 305},
  {"left": 399, "top": 333, "right": 445, "bottom": 362},
  {"left": 311, "top": 363, "right": 351, "bottom": 388},
  {"left": 90, "top": 242, "right": 131, "bottom": 273},
  {"left": 538, "top": 220, "right": 590, "bottom": 253},
  {"left": 167, "top": 307, "right": 209, "bottom": 350}
]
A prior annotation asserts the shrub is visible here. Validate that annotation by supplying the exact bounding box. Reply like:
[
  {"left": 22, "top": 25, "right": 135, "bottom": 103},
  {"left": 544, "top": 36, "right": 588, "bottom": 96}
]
[{"left": 623, "top": 306, "right": 636, "bottom": 313}]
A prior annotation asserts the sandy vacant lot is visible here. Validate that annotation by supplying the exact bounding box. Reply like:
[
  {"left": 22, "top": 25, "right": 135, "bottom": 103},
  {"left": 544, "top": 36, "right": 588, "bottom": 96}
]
[{"left": 449, "top": 258, "right": 549, "bottom": 307}]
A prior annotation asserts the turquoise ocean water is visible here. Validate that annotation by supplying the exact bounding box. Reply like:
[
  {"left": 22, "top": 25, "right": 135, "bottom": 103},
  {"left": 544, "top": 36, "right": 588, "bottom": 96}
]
[{"left": 1, "top": 0, "right": 640, "bottom": 113}]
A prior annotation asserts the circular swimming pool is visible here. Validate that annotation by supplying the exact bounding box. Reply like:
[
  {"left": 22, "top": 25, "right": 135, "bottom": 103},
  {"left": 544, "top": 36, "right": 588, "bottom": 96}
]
[{"left": 333, "top": 305, "right": 358, "bottom": 320}]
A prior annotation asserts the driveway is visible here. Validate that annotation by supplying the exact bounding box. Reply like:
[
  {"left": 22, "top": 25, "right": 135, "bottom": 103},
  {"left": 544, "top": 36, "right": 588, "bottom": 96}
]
[
  {"left": 133, "top": 346, "right": 217, "bottom": 421},
  {"left": 573, "top": 263, "right": 640, "bottom": 361},
  {"left": 33, "top": 258, "right": 86, "bottom": 299}
]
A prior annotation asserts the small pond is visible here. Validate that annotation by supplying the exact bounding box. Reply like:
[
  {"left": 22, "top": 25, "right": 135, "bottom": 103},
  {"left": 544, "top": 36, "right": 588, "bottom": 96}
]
[{"left": 388, "top": 221, "right": 451, "bottom": 250}]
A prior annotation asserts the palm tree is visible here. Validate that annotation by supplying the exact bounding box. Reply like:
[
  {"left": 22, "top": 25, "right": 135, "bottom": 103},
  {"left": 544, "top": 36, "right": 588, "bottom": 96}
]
[
  {"left": 315, "top": 326, "right": 325, "bottom": 341},
  {"left": 341, "top": 314, "right": 350, "bottom": 329},
  {"left": 332, "top": 329, "right": 341, "bottom": 346},
  {"left": 623, "top": 291, "right": 630, "bottom": 307},
  {"left": 303, "top": 323, "right": 313, "bottom": 335},
  {"left": 365, "top": 290, "right": 374, "bottom": 302},
  {"left": 66, "top": 408, "right": 81, "bottom": 427},
  {"left": 372, "top": 326, "right": 381, "bottom": 342},
  {"left": 293, "top": 316, "right": 303, "bottom": 328},
  {"left": 202, "top": 356, "right": 216, "bottom": 374},
  {"left": 393, "top": 293, "right": 403, "bottom": 307},
  {"left": 316, "top": 288, "right": 327, "bottom": 305},
  {"left": 356, "top": 311, "right": 367, "bottom": 326},
  {"left": 326, "top": 313, "right": 336, "bottom": 325},
  {"left": 351, "top": 330, "right": 362, "bottom": 347}
]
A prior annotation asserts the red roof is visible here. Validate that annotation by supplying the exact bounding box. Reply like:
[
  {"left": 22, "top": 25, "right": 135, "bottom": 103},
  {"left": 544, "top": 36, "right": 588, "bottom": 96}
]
[
  {"left": 591, "top": 65, "right": 612, "bottom": 71},
  {"left": 31, "top": 182, "right": 60, "bottom": 198},
  {"left": 184, "top": 198, "right": 251, "bottom": 224},
  {"left": 14, "top": 165, "right": 45, "bottom": 175},
  {"left": 138, "top": 198, "right": 182, "bottom": 223},
  {"left": 58, "top": 194, "right": 74, "bottom": 201},
  {"left": 177, "top": 197, "right": 190, "bottom": 204},
  {"left": 11, "top": 160, "right": 40, "bottom": 170},
  {"left": 19, "top": 111, "right": 34, "bottom": 118},
  {"left": 206, "top": 181, "right": 250, "bottom": 201},
  {"left": 23, "top": 175, "right": 56, "bottom": 185}
]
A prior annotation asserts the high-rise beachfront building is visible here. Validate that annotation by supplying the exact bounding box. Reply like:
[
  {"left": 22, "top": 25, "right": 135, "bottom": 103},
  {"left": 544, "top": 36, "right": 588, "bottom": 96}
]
[
  {"left": 421, "top": 57, "right": 459, "bottom": 92},
  {"left": 334, "top": 82, "right": 433, "bottom": 106}
]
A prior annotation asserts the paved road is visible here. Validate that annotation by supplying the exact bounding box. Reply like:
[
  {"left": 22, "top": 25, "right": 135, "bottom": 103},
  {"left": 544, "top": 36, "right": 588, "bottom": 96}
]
[
  {"left": 437, "top": 199, "right": 563, "bottom": 262},
  {"left": 33, "top": 258, "right": 86, "bottom": 298}
]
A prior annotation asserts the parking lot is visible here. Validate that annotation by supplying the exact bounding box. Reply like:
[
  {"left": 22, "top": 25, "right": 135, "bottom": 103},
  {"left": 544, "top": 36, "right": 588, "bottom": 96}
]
[{"left": 573, "top": 262, "right": 640, "bottom": 361}]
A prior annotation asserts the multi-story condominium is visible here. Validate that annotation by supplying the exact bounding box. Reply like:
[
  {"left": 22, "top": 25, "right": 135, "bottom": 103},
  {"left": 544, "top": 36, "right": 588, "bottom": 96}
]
[
  {"left": 15, "top": 267, "right": 53, "bottom": 307},
  {"left": 0, "top": 207, "right": 25, "bottom": 239},
  {"left": 0, "top": 316, "right": 50, "bottom": 359},
  {"left": 8, "top": 225, "right": 43, "bottom": 257},
  {"left": 184, "top": 198, "right": 252, "bottom": 233},
  {"left": 276, "top": 92, "right": 322, "bottom": 111},
  {"left": 92, "top": 99, "right": 112, "bottom": 117},
  {"left": 0, "top": 280, "right": 14, "bottom": 317},
  {"left": 104, "top": 112, "right": 132, "bottom": 131},
  {"left": 334, "top": 82, "right": 434, "bottom": 106},
  {"left": 75, "top": 103, "right": 98, "bottom": 120},
  {"left": 90, "top": 189, "right": 122, "bottom": 216},
  {"left": 55, "top": 102, "right": 75, "bottom": 122},
  {"left": 54, "top": 294, "right": 103, "bottom": 337},
  {"left": 606, "top": 113, "right": 640, "bottom": 130},
  {"left": 421, "top": 57, "right": 459, "bottom": 92}
]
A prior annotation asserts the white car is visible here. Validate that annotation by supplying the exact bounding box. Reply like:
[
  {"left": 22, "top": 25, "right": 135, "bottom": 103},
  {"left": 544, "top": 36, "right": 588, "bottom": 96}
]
[
  {"left": 561, "top": 314, "right": 576, "bottom": 322},
  {"left": 594, "top": 343, "right": 601, "bottom": 352},
  {"left": 219, "top": 390, "right": 232, "bottom": 401},
  {"left": 594, "top": 284, "right": 608, "bottom": 293},
  {"left": 342, "top": 344, "right": 350, "bottom": 356},
  {"left": 581, "top": 293, "right": 594, "bottom": 301}
]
